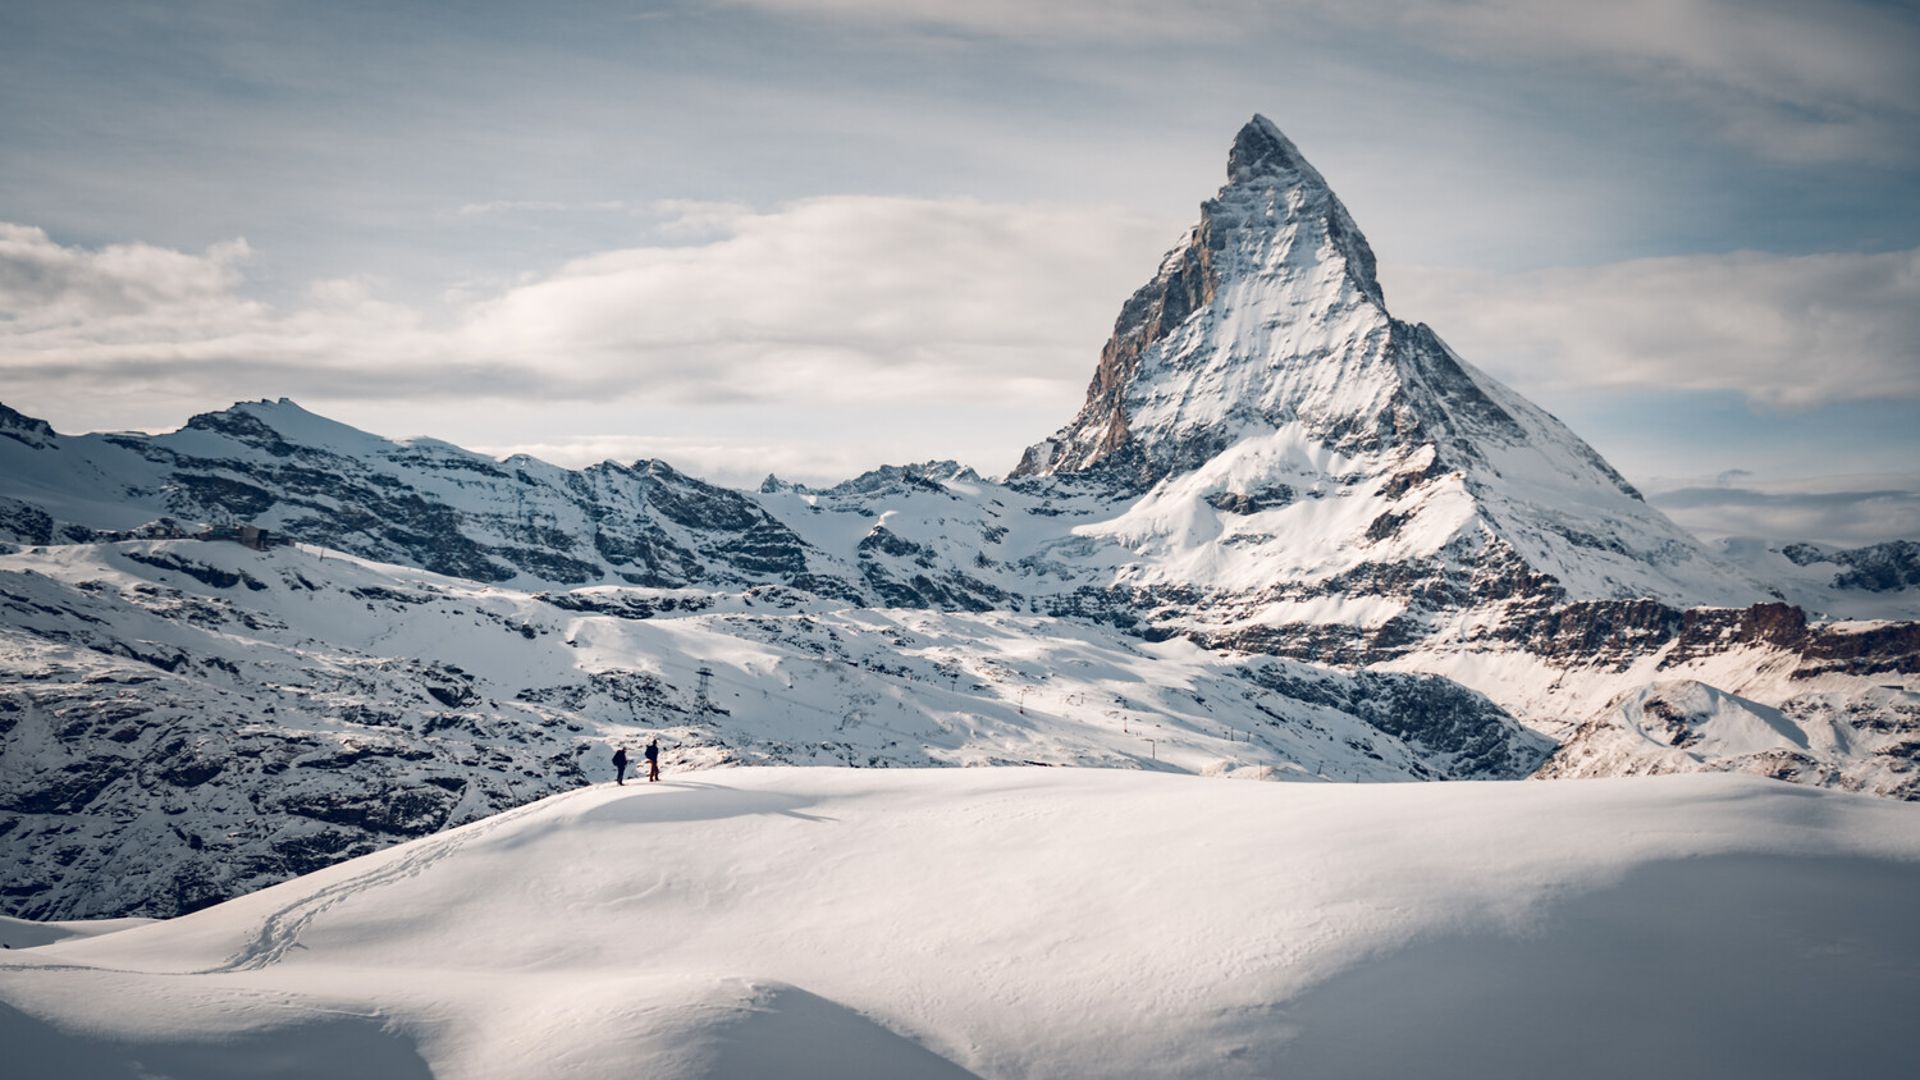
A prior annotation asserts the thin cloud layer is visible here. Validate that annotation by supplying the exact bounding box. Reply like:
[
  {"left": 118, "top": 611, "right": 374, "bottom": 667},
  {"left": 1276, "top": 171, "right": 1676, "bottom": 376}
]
[
  {"left": 1390, "top": 247, "right": 1920, "bottom": 408},
  {"left": 456, "top": 196, "right": 1171, "bottom": 401},
  {"left": 1646, "top": 475, "right": 1920, "bottom": 546},
  {"left": 1385, "top": 0, "right": 1920, "bottom": 163},
  {"left": 717, "top": 0, "right": 1267, "bottom": 42},
  {"left": 725, "top": 0, "right": 1920, "bottom": 163}
]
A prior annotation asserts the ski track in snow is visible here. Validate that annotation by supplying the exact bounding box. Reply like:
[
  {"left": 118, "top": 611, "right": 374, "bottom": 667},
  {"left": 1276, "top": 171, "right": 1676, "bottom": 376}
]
[{"left": 205, "top": 784, "right": 602, "bottom": 975}]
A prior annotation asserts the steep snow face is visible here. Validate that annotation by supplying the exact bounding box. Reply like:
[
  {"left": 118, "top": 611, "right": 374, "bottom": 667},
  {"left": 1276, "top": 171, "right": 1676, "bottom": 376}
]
[
  {"left": 4, "top": 770, "right": 1919, "bottom": 1079},
  {"left": 1012, "top": 116, "right": 1763, "bottom": 610}
]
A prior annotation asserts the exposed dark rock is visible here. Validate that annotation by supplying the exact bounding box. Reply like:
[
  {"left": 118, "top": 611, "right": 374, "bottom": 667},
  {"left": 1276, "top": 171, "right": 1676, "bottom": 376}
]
[
  {"left": 126, "top": 551, "right": 269, "bottom": 592},
  {"left": 1207, "top": 485, "right": 1295, "bottom": 514}
]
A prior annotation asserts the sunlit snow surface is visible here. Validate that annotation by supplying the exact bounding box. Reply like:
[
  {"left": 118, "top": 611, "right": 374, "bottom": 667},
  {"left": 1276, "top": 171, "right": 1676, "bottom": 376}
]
[{"left": 3, "top": 768, "right": 1917, "bottom": 1079}]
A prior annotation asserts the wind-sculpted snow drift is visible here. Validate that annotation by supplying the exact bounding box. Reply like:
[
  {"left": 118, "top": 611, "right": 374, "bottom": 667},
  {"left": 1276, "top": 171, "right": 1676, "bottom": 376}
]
[{"left": 2, "top": 116, "right": 1918, "bottom": 921}]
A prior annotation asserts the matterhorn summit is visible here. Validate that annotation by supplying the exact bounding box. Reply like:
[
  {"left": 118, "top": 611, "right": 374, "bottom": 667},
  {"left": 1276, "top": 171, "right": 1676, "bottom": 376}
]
[
  {"left": 1013, "top": 114, "right": 1390, "bottom": 485},
  {"left": 1016, "top": 115, "right": 1764, "bottom": 620}
]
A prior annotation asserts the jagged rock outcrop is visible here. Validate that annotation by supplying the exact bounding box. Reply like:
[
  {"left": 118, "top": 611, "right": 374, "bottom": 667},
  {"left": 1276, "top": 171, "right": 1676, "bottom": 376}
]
[{"left": 1783, "top": 540, "right": 1920, "bottom": 593}]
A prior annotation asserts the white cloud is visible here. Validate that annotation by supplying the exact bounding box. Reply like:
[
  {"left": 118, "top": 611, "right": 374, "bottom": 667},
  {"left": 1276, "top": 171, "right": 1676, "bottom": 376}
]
[
  {"left": 455, "top": 196, "right": 1170, "bottom": 399},
  {"left": 0, "top": 200, "right": 1172, "bottom": 416},
  {"left": 1388, "top": 246, "right": 1920, "bottom": 408},
  {"left": 9, "top": 212, "right": 1914, "bottom": 453},
  {"left": 0, "top": 224, "right": 252, "bottom": 324}
]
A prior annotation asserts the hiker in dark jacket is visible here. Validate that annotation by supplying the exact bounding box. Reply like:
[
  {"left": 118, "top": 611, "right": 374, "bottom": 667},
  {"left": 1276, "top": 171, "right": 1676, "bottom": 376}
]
[
  {"left": 645, "top": 738, "right": 660, "bottom": 783},
  {"left": 612, "top": 746, "right": 629, "bottom": 786}
]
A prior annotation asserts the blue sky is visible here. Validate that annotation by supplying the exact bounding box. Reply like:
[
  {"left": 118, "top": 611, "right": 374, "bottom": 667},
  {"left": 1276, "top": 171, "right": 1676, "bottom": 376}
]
[{"left": 2, "top": 0, "right": 1917, "bottom": 542}]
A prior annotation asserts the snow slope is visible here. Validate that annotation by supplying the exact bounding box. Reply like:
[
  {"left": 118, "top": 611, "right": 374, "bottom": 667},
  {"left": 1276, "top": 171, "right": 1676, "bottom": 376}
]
[
  {"left": 1, "top": 537, "right": 1546, "bottom": 919},
  {"left": 3, "top": 768, "right": 1917, "bottom": 1079}
]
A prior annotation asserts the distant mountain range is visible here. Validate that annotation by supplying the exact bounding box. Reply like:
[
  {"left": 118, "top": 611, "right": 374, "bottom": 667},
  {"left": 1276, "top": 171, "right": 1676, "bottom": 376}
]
[{"left": 3, "top": 116, "right": 1915, "bottom": 919}]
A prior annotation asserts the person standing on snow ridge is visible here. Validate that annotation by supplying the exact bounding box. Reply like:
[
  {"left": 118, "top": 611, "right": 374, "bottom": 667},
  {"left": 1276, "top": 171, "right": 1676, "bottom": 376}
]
[
  {"left": 612, "top": 745, "right": 629, "bottom": 786},
  {"left": 645, "top": 738, "right": 660, "bottom": 783}
]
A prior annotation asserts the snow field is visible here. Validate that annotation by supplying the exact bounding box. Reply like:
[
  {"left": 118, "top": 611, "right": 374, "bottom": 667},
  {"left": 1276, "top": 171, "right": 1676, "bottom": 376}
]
[{"left": 4, "top": 767, "right": 1918, "bottom": 1078}]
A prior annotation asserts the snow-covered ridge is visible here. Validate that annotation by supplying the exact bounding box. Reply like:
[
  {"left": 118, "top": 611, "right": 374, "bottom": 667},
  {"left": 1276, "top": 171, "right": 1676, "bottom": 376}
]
[{"left": 1712, "top": 536, "right": 1920, "bottom": 620}]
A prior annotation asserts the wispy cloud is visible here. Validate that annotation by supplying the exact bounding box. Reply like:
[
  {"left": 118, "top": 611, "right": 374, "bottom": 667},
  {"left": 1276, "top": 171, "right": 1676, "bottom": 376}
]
[
  {"left": 1382, "top": 0, "right": 1920, "bottom": 164},
  {"left": 0, "top": 224, "right": 253, "bottom": 323},
  {"left": 714, "top": 0, "right": 1264, "bottom": 42},
  {"left": 1390, "top": 247, "right": 1920, "bottom": 409},
  {"left": 10, "top": 211, "right": 1916, "bottom": 431}
]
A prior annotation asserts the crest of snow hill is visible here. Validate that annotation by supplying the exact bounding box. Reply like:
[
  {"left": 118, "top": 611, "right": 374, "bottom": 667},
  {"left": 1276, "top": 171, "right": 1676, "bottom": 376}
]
[{"left": 2, "top": 117, "right": 1917, "bottom": 919}]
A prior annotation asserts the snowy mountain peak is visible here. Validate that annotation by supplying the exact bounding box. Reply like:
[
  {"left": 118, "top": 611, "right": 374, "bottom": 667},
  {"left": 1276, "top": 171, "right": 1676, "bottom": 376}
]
[
  {"left": 1228, "top": 113, "right": 1302, "bottom": 173},
  {"left": 1225, "top": 114, "right": 1383, "bottom": 304},
  {"left": 181, "top": 397, "right": 392, "bottom": 458},
  {"left": 1012, "top": 115, "right": 1767, "bottom": 610},
  {"left": 1011, "top": 116, "right": 1400, "bottom": 488},
  {"left": 186, "top": 397, "right": 314, "bottom": 426}
]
